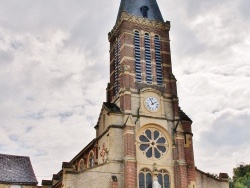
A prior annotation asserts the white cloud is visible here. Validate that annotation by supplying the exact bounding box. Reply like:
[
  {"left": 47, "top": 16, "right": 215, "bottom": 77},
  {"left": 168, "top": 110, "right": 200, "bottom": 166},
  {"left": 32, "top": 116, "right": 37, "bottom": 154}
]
[
  {"left": 0, "top": 24, "right": 103, "bottom": 182},
  {"left": 194, "top": 109, "right": 250, "bottom": 175}
]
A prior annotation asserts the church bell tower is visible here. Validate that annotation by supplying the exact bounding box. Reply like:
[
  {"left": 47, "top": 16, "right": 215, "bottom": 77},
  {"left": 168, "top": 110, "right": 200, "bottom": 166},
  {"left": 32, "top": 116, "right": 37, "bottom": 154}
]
[
  {"left": 41, "top": 1, "right": 229, "bottom": 188},
  {"left": 106, "top": 0, "right": 196, "bottom": 187}
]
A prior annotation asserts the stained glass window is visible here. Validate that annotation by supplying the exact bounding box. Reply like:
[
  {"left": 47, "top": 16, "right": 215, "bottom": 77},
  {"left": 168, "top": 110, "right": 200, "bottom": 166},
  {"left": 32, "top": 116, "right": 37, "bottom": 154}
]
[
  {"left": 88, "top": 152, "right": 95, "bottom": 168},
  {"left": 158, "top": 169, "right": 170, "bottom": 188},
  {"left": 138, "top": 128, "right": 168, "bottom": 159},
  {"left": 139, "top": 169, "right": 152, "bottom": 188}
]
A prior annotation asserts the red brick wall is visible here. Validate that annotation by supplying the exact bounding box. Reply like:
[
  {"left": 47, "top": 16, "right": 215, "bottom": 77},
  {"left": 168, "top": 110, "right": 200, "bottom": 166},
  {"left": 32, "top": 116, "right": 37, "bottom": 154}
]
[
  {"left": 173, "top": 136, "right": 188, "bottom": 188},
  {"left": 162, "top": 53, "right": 172, "bottom": 66},
  {"left": 183, "top": 121, "right": 196, "bottom": 185},
  {"left": 124, "top": 128, "right": 136, "bottom": 157},
  {"left": 120, "top": 74, "right": 134, "bottom": 88},
  {"left": 124, "top": 161, "right": 137, "bottom": 188},
  {"left": 173, "top": 120, "right": 196, "bottom": 187},
  {"left": 120, "top": 94, "right": 131, "bottom": 111},
  {"left": 124, "top": 127, "right": 137, "bottom": 188},
  {"left": 111, "top": 182, "right": 118, "bottom": 188}
]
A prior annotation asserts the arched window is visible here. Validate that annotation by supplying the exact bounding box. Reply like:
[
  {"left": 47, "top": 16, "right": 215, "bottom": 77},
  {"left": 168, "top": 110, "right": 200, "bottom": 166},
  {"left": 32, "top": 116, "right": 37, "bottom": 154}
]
[
  {"left": 139, "top": 168, "right": 152, "bottom": 188},
  {"left": 114, "top": 39, "right": 121, "bottom": 95},
  {"left": 158, "top": 169, "right": 170, "bottom": 188},
  {"left": 134, "top": 31, "right": 142, "bottom": 82},
  {"left": 138, "top": 127, "right": 169, "bottom": 159},
  {"left": 78, "top": 159, "right": 85, "bottom": 171},
  {"left": 154, "top": 35, "right": 163, "bottom": 86},
  {"left": 88, "top": 151, "right": 95, "bottom": 168},
  {"left": 144, "top": 33, "right": 152, "bottom": 84}
]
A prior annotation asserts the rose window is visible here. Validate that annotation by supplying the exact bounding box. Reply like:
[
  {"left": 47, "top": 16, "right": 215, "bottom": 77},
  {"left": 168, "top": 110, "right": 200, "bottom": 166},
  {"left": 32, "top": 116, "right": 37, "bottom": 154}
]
[{"left": 139, "top": 128, "right": 168, "bottom": 159}]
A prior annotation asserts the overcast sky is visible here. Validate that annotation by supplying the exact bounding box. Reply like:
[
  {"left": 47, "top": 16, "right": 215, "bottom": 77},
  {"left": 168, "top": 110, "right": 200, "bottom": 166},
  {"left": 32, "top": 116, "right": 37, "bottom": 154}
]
[{"left": 0, "top": 0, "right": 249, "bottom": 184}]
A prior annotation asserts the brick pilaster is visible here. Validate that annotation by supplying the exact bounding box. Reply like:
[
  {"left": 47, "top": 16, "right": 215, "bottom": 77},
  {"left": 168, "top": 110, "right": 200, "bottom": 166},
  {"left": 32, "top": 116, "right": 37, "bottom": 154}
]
[
  {"left": 173, "top": 133, "right": 188, "bottom": 188},
  {"left": 183, "top": 121, "right": 196, "bottom": 186},
  {"left": 120, "top": 93, "right": 131, "bottom": 112},
  {"left": 124, "top": 161, "right": 137, "bottom": 188},
  {"left": 123, "top": 126, "right": 137, "bottom": 188}
]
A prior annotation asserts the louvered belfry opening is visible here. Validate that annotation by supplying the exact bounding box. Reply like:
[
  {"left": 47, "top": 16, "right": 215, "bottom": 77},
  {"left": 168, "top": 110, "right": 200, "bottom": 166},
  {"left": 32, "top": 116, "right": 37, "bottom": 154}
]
[
  {"left": 154, "top": 35, "right": 163, "bottom": 86},
  {"left": 134, "top": 32, "right": 163, "bottom": 86},
  {"left": 114, "top": 39, "right": 121, "bottom": 95},
  {"left": 144, "top": 33, "right": 152, "bottom": 84},
  {"left": 134, "top": 31, "right": 142, "bottom": 82}
]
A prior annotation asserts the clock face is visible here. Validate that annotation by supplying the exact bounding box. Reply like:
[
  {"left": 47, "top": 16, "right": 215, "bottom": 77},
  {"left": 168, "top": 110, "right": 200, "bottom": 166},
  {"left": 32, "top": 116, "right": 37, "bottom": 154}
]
[{"left": 145, "top": 97, "right": 160, "bottom": 111}]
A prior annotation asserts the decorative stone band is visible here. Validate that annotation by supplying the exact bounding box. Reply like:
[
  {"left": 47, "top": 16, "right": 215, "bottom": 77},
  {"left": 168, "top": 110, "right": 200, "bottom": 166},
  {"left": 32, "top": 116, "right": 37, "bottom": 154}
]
[{"left": 109, "top": 12, "right": 170, "bottom": 40}]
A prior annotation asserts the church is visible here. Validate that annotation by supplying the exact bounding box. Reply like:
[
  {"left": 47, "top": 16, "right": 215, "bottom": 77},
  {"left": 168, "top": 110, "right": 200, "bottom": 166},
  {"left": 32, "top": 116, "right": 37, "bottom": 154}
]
[{"left": 41, "top": 0, "right": 229, "bottom": 187}]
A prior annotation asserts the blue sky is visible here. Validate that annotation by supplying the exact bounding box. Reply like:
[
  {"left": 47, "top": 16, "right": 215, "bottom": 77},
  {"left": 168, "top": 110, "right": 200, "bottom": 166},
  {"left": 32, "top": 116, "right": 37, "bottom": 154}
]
[{"left": 0, "top": 0, "right": 249, "bottom": 184}]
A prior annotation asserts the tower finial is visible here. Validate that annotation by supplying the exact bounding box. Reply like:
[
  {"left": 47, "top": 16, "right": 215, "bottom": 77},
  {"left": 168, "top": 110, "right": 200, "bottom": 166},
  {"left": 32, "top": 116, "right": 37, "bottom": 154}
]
[{"left": 116, "top": 0, "right": 164, "bottom": 22}]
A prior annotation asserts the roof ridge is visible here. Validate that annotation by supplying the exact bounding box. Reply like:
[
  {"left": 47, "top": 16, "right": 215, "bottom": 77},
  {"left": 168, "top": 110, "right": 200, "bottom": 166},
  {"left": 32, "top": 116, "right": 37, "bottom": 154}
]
[{"left": 0, "top": 153, "right": 30, "bottom": 158}]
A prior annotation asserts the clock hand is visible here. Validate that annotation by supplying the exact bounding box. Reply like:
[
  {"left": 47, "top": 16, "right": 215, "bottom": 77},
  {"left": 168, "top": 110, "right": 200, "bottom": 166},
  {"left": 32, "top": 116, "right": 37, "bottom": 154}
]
[{"left": 149, "top": 98, "right": 154, "bottom": 105}]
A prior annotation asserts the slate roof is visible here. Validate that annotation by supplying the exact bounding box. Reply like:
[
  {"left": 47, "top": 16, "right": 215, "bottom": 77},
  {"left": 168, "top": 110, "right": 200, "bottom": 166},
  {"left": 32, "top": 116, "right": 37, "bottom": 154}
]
[
  {"left": 179, "top": 108, "right": 192, "bottom": 122},
  {"left": 117, "top": 0, "right": 164, "bottom": 22},
  {"left": 0, "top": 154, "right": 38, "bottom": 185},
  {"left": 103, "top": 102, "right": 121, "bottom": 113},
  {"left": 42, "top": 180, "right": 52, "bottom": 186},
  {"left": 62, "top": 162, "right": 74, "bottom": 169}
]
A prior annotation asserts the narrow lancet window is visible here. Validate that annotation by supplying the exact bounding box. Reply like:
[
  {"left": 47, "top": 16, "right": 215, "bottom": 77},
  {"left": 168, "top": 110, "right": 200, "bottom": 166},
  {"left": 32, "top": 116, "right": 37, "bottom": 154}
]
[
  {"left": 145, "top": 33, "right": 152, "bottom": 84},
  {"left": 154, "top": 35, "right": 163, "bottom": 85},
  {"left": 114, "top": 40, "right": 121, "bottom": 95},
  {"left": 134, "top": 31, "right": 142, "bottom": 82}
]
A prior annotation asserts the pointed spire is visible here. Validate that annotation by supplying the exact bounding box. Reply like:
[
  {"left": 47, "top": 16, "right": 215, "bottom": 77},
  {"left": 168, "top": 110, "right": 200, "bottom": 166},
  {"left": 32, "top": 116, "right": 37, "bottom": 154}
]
[{"left": 117, "top": 0, "right": 164, "bottom": 22}]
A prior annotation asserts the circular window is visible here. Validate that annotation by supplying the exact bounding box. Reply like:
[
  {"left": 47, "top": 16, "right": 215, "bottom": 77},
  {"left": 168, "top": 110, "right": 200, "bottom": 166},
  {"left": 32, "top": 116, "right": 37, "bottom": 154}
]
[{"left": 138, "top": 128, "right": 168, "bottom": 159}]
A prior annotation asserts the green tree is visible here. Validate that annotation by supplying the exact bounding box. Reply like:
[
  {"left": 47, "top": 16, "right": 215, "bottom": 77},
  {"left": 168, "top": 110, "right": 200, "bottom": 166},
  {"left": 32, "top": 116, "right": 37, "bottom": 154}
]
[{"left": 232, "top": 164, "right": 250, "bottom": 188}]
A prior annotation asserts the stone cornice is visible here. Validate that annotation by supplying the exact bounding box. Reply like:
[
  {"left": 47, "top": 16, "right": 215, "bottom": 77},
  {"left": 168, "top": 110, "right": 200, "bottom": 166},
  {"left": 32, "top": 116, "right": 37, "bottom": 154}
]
[{"left": 109, "top": 12, "right": 170, "bottom": 40}]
